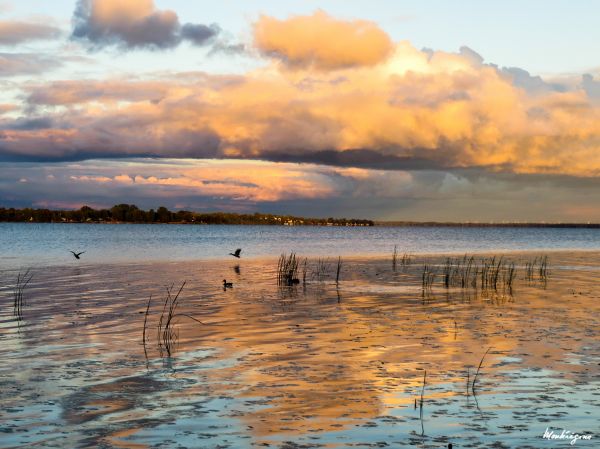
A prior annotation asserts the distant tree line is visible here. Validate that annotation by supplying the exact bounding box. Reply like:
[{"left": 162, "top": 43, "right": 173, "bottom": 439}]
[
  {"left": 0, "top": 204, "right": 375, "bottom": 226},
  {"left": 375, "top": 221, "right": 600, "bottom": 228}
]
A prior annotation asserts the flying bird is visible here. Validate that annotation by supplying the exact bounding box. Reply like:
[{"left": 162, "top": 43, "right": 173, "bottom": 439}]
[
  {"left": 223, "top": 279, "right": 233, "bottom": 288},
  {"left": 229, "top": 248, "right": 242, "bottom": 258},
  {"left": 70, "top": 250, "right": 85, "bottom": 259}
]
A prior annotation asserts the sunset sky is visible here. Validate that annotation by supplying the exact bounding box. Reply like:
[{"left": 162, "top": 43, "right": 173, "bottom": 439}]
[{"left": 1, "top": 0, "right": 600, "bottom": 221}]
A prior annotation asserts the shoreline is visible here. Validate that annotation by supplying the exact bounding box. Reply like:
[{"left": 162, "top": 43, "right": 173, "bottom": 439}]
[{"left": 3, "top": 220, "right": 600, "bottom": 228}]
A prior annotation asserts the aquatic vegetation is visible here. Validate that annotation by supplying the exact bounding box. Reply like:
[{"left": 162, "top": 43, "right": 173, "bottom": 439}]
[
  {"left": 156, "top": 281, "right": 203, "bottom": 357},
  {"left": 392, "top": 246, "right": 412, "bottom": 272},
  {"left": 419, "top": 370, "right": 427, "bottom": 420},
  {"left": 421, "top": 264, "right": 436, "bottom": 290},
  {"left": 13, "top": 268, "right": 32, "bottom": 318},
  {"left": 525, "top": 255, "right": 549, "bottom": 282},
  {"left": 277, "top": 253, "right": 299, "bottom": 286},
  {"left": 418, "top": 369, "right": 427, "bottom": 435},
  {"left": 472, "top": 346, "right": 492, "bottom": 394},
  {"left": 142, "top": 294, "right": 152, "bottom": 358},
  {"left": 539, "top": 255, "right": 549, "bottom": 280},
  {"left": 313, "top": 258, "right": 331, "bottom": 282},
  {"left": 302, "top": 258, "right": 308, "bottom": 285},
  {"left": 437, "top": 254, "right": 545, "bottom": 292},
  {"left": 335, "top": 256, "right": 342, "bottom": 285},
  {"left": 400, "top": 252, "right": 413, "bottom": 267}
]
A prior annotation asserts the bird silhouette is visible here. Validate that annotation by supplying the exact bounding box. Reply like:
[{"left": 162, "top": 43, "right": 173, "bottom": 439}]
[
  {"left": 70, "top": 250, "right": 85, "bottom": 259},
  {"left": 229, "top": 248, "right": 242, "bottom": 258},
  {"left": 223, "top": 279, "right": 233, "bottom": 288}
]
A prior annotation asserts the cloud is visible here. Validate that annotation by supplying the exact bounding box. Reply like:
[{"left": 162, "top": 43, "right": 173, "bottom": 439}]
[
  {"left": 72, "top": 0, "right": 220, "bottom": 50},
  {"left": 254, "top": 10, "right": 393, "bottom": 70},
  {"left": 0, "top": 103, "right": 16, "bottom": 115},
  {"left": 180, "top": 23, "right": 220, "bottom": 46},
  {"left": 24, "top": 79, "right": 174, "bottom": 105},
  {"left": 1, "top": 159, "right": 338, "bottom": 206},
  {"left": 0, "top": 20, "right": 62, "bottom": 45},
  {"left": 581, "top": 73, "right": 600, "bottom": 100},
  {"left": 500, "top": 66, "right": 566, "bottom": 95},
  {"left": 3, "top": 11, "right": 600, "bottom": 178},
  {"left": 0, "top": 116, "right": 54, "bottom": 130},
  {"left": 0, "top": 2, "right": 12, "bottom": 15},
  {"left": 3, "top": 159, "right": 600, "bottom": 221},
  {"left": 0, "top": 52, "right": 61, "bottom": 76}
]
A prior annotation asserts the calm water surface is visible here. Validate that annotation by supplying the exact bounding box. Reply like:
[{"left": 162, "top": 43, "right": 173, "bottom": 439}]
[
  {"left": 1, "top": 255, "right": 599, "bottom": 448},
  {"left": 1, "top": 225, "right": 599, "bottom": 448},
  {"left": 2, "top": 223, "right": 600, "bottom": 267}
]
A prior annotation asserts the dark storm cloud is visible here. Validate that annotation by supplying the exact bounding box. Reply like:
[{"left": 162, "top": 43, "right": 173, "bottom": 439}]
[
  {"left": 1, "top": 116, "right": 54, "bottom": 130},
  {"left": 0, "top": 122, "right": 222, "bottom": 162},
  {"left": 266, "top": 149, "right": 446, "bottom": 171},
  {"left": 71, "top": 0, "right": 221, "bottom": 50}
]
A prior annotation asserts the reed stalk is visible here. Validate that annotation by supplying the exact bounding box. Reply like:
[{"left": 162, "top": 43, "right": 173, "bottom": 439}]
[
  {"left": 13, "top": 269, "right": 33, "bottom": 318},
  {"left": 472, "top": 346, "right": 491, "bottom": 393}
]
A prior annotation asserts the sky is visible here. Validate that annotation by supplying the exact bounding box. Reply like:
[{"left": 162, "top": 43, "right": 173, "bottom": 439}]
[{"left": 1, "top": 0, "right": 600, "bottom": 221}]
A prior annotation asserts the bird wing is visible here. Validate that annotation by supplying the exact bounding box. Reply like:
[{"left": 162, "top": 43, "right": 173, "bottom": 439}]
[
  {"left": 77, "top": 251, "right": 86, "bottom": 256},
  {"left": 69, "top": 251, "right": 76, "bottom": 256},
  {"left": 235, "top": 248, "right": 242, "bottom": 256}
]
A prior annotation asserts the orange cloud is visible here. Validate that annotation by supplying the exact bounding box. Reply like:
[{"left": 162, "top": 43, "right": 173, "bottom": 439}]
[
  {"left": 254, "top": 10, "right": 393, "bottom": 70},
  {"left": 4, "top": 11, "right": 600, "bottom": 178},
  {"left": 68, "top": 160, "right": 336, "bottom": 202}
]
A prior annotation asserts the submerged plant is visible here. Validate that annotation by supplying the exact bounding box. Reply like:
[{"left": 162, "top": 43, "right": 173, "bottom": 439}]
[
  {"left": 13, "top": 269, "right": 33, "bottom": 318},
  {"left": 472, "top": 346, "right": 492, "bottom": 393},
  {"left": 156, "top": 281, "right": 203, "bottom": 357},
  {"left": 524, "top": 255, "right": 549, "bottom": 283},
  {"left": 400, "top": 252, "right": 413, "bottom": 267},
  {"left": 302, "top": 258, "right": 308, "bottom": 285},
  {"left": 313, "top": 258, "right": 331, "bottom": 282},
  {"left": 437, "top": 254, "right": 522, "bottom": 292},
  {"left": 335, "top": 256, "right": 342, "bottom": 285},
  {"left": 421, "top": 264, "right": 436, "bottom": 290},
  {"left": 277, "top": 253, "right": 299, "bottom": 286}
]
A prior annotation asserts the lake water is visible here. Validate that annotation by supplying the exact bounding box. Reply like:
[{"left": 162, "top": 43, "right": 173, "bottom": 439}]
[
  {"left": 2, "top": 223, "right": 600, "bottom": 267},
  {"left": 1, "top": 253, "right": 599, "bottom": 448},
  {"left": 1, "top": 223, "right": 599, "bottom": 448}
]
